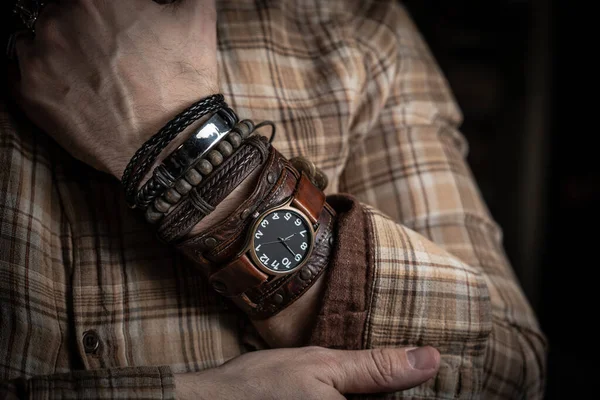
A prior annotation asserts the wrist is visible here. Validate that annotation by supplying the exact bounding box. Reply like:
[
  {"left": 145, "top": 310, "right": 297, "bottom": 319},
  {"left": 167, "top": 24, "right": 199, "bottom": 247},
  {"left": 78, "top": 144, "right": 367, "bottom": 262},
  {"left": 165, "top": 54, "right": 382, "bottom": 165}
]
[
  {"left": 110, "top": 115, "right": 212, "bottom": 182},
  {"left": 174, "top": 370, "right": 217, "bottom": 400},
  {"left": 251, "top": 273, "right": 327, "bottom": 347}
]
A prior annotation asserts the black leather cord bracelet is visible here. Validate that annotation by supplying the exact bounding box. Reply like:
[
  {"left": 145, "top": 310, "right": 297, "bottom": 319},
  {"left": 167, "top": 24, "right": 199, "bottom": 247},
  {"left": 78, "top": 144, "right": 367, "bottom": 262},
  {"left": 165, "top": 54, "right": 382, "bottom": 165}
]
[
  {"left": 135, "top": 108, "right": 239, "bottom": 210},
  {"left": 144, "top": 119, "right": 257, "bottom": 224},
  {"left": 121, "top": 94, "right": 226, "bottom": 208}
]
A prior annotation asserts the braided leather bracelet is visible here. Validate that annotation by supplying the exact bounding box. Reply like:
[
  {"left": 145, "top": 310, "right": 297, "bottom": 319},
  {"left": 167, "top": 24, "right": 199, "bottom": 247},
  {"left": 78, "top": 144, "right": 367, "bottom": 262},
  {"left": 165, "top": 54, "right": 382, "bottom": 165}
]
[
  {"left": 144, "top": 119, "right": 256, "bottom": 224},
  {"left": 135, "top": 108, "right": 238, "bottom": 210},
  {"left": 177, "top": 147, "right": 335, "bottom": 319},
  {"left": 121, "top": 94, "right": 226, "bottom": 207},
  {"left": 156, "top": 135, "right": 271, "bottom": 243}
]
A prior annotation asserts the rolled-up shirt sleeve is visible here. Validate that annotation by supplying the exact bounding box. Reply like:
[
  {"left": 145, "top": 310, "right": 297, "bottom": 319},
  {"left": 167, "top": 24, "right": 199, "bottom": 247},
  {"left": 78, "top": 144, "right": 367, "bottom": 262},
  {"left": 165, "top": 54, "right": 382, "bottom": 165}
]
[
  {"left": 309, "top": 2, "right": 546, "bottom": 399},
  {"left": 0, "top": 366, "right": 175, "bottom": 399}
]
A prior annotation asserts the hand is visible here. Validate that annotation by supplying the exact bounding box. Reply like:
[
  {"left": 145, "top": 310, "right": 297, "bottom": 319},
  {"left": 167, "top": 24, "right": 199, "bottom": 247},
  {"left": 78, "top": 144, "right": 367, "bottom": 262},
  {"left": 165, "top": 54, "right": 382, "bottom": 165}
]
[
  {"left": 12, "top": 0, "right": 218, "bottom": 178},
  {"left": 175, "top": 346, "right": 440, "bottom": 399}
]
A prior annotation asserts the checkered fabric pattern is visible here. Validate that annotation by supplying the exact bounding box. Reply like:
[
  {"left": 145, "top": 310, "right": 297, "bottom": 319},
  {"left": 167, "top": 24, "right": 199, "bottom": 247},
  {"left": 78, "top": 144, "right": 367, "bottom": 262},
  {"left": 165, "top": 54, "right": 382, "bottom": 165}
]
[{"left": 0, "top": 1, "right": 545, "bottom": 398}]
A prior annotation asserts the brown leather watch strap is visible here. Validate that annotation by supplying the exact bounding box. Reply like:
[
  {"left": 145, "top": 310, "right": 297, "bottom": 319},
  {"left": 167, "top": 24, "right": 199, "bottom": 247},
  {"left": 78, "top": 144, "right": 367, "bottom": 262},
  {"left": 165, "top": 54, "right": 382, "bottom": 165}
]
[
  {"left": 214, "top": 202, "right": 335, "bottom": 319},
  {"left": 292, "top": 173, "right": 325, "bottom": 225},
  {"left": 175, "top": 146, "right": 291, "bottom": 270},
  {"left": 210, "top": 254, "right": 269, "bottom": 296},
  {"left": 208, "top": 173, "right": 327, "bottom": 298},
  {"left": 176, "top": 145, "right": 336, "bottom": 319}
]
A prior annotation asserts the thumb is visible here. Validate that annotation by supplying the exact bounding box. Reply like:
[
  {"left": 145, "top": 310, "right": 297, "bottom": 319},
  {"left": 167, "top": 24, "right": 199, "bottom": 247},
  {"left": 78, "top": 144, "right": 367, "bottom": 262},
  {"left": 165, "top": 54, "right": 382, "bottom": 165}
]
[{"left": 319, "top": 347, "right": 440, "bottom": 394}]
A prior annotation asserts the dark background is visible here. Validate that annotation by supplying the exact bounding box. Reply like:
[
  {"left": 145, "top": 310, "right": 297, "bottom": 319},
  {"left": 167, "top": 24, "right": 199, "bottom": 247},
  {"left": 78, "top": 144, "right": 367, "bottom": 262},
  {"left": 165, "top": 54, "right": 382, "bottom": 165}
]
[
  {"left": 404, "top": 0, "right": 597, "bottom": 398},
  {"left": 1, "top": 1, "right": 596, "bottom": 398}
]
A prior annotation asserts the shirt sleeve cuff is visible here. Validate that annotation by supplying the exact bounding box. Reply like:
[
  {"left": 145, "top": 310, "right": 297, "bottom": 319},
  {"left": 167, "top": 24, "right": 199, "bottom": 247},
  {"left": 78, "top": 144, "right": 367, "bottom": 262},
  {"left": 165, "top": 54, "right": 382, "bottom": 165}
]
[
  {"left": 308, "top": 194, "right": 373, "bottom": 349},
  {"left": 22, "top": 366, "right": 175, "bottom": 399}
]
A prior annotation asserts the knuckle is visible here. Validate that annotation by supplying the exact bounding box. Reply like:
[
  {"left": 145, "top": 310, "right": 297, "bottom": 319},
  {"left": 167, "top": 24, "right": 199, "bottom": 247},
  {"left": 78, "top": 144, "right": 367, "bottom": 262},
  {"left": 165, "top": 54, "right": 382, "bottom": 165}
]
[
  {"left": 303, "top": 346, "right": 336, "bottom": 366},
  {"left": 368, "top": 349, "right": 401, "bottom": 387}
]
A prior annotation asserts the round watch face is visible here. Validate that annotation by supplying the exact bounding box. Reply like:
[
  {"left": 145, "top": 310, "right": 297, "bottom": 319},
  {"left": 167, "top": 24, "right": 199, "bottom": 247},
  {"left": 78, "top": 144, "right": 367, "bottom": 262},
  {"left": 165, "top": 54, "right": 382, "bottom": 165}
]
[{"left": 251, "top": 209, "right": 314, "bottom": 273}]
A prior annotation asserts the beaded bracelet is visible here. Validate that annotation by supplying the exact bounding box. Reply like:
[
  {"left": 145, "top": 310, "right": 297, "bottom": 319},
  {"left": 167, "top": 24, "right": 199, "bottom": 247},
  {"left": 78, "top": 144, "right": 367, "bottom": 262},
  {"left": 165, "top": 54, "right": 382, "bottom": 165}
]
[
  {"left": 156, "top": 135, "right": 271, "bottom": 243},
  {"left": 144, "top": 120, "right": 256, "bottom": 224},
  {"left": 121, "top": 94, "right": 227, "bottom": 207},
  {"left": 135, "top": 108, "right": 238, "bottom": 210}
]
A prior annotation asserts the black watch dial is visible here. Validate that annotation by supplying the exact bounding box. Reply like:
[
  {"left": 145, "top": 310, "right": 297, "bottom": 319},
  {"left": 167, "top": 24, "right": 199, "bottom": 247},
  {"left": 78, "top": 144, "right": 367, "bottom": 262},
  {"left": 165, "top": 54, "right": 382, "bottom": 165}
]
[{"left": 252, "top": 209, "right": 314, "bottom": 273}]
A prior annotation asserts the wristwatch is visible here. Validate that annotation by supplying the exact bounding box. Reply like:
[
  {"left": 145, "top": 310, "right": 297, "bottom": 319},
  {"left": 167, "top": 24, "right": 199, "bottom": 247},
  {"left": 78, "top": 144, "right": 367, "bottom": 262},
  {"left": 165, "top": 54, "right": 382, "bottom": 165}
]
[{"left": 177, "top": 146, "right": 336, "bottom": 318}]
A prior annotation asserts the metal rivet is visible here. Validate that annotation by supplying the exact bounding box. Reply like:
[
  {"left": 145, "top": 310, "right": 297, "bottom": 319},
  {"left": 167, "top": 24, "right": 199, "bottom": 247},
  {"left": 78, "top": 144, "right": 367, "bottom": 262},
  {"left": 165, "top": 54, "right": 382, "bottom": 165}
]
[
  {"left": 207, "top": 150, "right": 223, "bottom": 166},
  {"left": 184, "top": 168, "right": 203, "bottom": 186},
  {"left": 300, "top": 269, "right": 312, "bottom": 280},
  {"left": 174, "top": 179, "right": 193, "bottom": 195},
  {"left": 267, "top": 172, "right": 277, "bottom": 184},
  {"left": 328, "top": 236, "right": 334, "bottom": 246},
  {"left": 240, "top": 208, "right": 252, "bottom": 220},
  {"left": 164, "top": 188, "right": 182, "bottom": 204},
  {"left": 273, "top": 293, "right": 284, "bottom": 304},
  {"left": 204, "top": 237, "right": 218, "bottom": 249},
  {"left": 82, "top": 331, "right": 100, "bottom": 354},
  {"left": 197, "top": 159, "right": 213, "bottom": 175},
  {"left": 217, "top": 141, "right": 233, "bottom": 157},
  {"left": 212, "top": 280, "right": 227, "bottom": 293}
]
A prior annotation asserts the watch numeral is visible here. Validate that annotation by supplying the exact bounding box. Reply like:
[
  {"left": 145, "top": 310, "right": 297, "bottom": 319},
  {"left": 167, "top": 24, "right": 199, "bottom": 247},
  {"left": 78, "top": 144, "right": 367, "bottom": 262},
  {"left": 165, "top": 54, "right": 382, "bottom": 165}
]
[
  {"left": 295, "top": 254, "right": 302, "bottom": 262},
  {"left": 255, "top": 244, "right": 261, "bottom": 252},
  {"left": 295, "top": 218, "right": 302, "bottom": 226},
  {"left": 261, "top": 219, "right": 269, "bottom": 228},
  {"left": 282, "top": 258, "right": 291, "bottom": 267},
  {"left": 284, "top": 212, "right": 292, "bottom": 221},
  {"left": 299, "top": 230, "right": 306, "bottom": 237},
  {"left": 272, "top": 213, "right": 280, "bottom": 220},
  {"left": 300, "top": 242, "right": 308, "bottom": 250},
  {"left": 260, "top": 254, "right": 270, "bottom": 265},
  {"left": 271, "top": 260, "right": 280, "bottom": 269},
  {"left": 255, "top": 230, "right": 263, "bottom": 239}
]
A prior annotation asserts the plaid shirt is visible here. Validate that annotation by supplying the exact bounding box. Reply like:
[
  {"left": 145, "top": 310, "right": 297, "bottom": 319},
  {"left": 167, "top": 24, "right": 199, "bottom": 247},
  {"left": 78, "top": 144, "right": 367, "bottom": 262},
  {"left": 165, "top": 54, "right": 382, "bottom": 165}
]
[{"left": 0, "top": 0, "right": 546, "bottom": 398}]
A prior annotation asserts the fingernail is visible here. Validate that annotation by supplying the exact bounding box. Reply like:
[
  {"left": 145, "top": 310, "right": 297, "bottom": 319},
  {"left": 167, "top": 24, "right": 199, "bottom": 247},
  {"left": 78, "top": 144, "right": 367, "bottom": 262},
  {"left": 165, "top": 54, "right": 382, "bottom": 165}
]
[{"left": 406, "top": 347, "right": 437, "bottom": 370}]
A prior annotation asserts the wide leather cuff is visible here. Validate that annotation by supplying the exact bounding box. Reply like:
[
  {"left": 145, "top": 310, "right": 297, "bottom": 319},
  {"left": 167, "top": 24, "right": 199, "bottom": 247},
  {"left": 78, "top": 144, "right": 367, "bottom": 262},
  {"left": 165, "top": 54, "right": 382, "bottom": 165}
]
[{"left": 176, "top": 146, "right": 336, "bottom": 319}]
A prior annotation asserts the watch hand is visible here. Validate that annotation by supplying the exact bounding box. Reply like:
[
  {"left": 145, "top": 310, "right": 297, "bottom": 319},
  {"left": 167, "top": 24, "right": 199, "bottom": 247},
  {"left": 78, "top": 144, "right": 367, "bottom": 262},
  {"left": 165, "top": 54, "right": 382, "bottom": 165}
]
[
  {"left": 260, "top": 239, "right": 284, "bottom": 246},
  {"left": 283, "top": 233, "right": 296, "bottom": 241},
  {"left": 279, "top": 237, "right": 298, "bottom": 257}
]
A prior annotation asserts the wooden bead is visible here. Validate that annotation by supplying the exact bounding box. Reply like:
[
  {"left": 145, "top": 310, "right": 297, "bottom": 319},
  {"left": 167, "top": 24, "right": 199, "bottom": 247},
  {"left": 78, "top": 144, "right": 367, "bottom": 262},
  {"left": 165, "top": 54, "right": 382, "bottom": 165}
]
[
  {"left": 184, "top": 168, "right": 203, "bottom": 186},
  {"left": 227, "top": 132, "right": 242, "bottom": 148},
  {"left": 154, "top": 197, "right": 172, "bottom": 213},
  {"left": 174, "top": 179, "right": 192, "bottom": 195},
  {"left": 233, "top": 120, "right": 253, "bottom": 140},
  {"left": 145, "top": 205, "right": 163, "bottom": 224},
  {"left": 207, "top": 150, "right": 223, "bottom": 166},
  {"left": 196, "top": 159, "right": 213, "bottom": 175},
  {"left": 217, "top": 141, "right": 233, "bottom": 157},
  {"left": 164, "top": 188, "right": 182, "bottom": 204}
]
